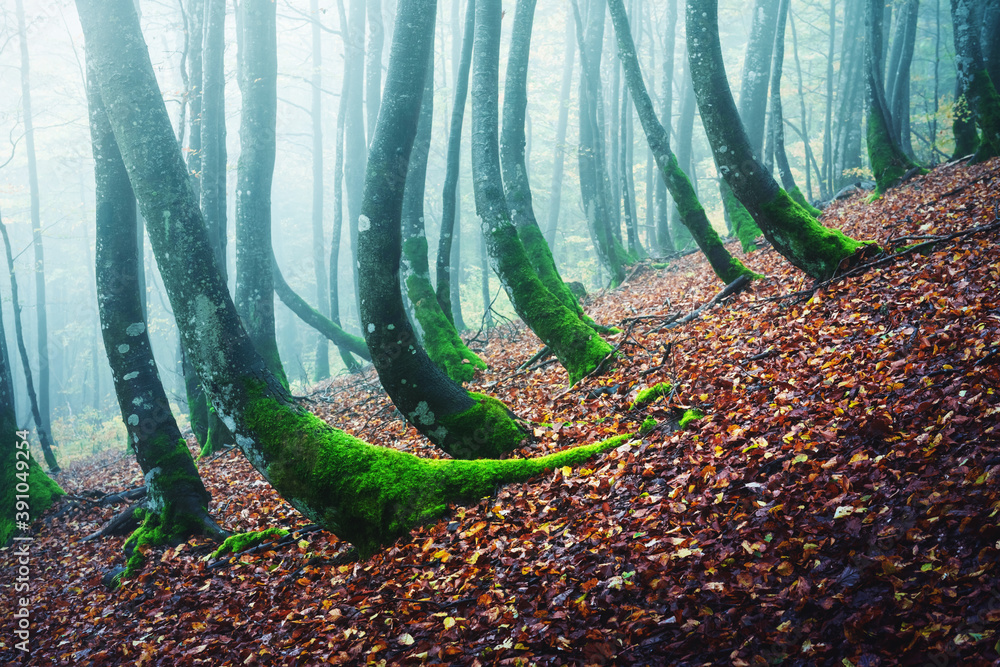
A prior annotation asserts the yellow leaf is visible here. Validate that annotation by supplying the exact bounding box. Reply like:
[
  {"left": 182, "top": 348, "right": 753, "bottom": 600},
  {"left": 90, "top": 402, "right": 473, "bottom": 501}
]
[
  {"left": 443, "top": 616, "right": 456, "bottom": 630},
  {"left": 561, "top": 466, "right": 572, "bottom": 476},
  {"left": 398, "top": 633, "right": 415, "bottom": 646}
]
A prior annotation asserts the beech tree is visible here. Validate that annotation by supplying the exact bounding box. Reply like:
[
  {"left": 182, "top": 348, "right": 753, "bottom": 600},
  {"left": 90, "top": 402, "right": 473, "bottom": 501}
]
[
  {"left": 951, "top": 0, "right": 1000, "bottom": 161},
  {"left": 87, "top": 66, "right": 224, "bottom": 573},
  {"left": 75, "top": 0, "right": 622, "bottom": 557},
  {"left": 687, "top": 0, "right": 870, "bottom": 281},
  {"left": 606, "top": 0, "right": 755, "bottom": 285},
  {"left": 474, "top": 0, "right": 614, "bottom": 384}
]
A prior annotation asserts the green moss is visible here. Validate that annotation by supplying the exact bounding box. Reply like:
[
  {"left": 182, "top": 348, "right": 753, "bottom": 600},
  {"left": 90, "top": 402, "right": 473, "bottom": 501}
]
[
  {"left": 866, "top": 104, "right": 923, "bottom": 196},
  {"left": 970, "top": 68, "right": 1000, "bottom": 163},
  {"left": 121, "top": 500, "right": 205, "bottom": 579},
  {"left": 200, "top": 406, "right": 235, "bottom": 459},
  {"left": 788, "top": 186, "right": 822, "bottom": 218},
  {"left": 0, "top": 453, "right": 64, "bottom": 545},
  {"left": 678, "top": 409, "right": 704, "bottom": 429},
  {"left": 210, "top": 527, "right": 288, "bottom": 559},
  {"left": 758, "top": 189, "right": 874, "bottom": 281},
  {"left": 241, "top": 382, "right": 631, "bottom": 557},
  {"left": 650, "top": 262, "right": 670, "bottom": 270},
  {"left": 632, "top": 382, "right": 672, "bottom": 410},
  {"left": 639, "top": 416, "right": 658, "bottom": 435},
  {"left": 438, "top": 391, "right": 527, "bottom": 459},
  {"left": 724, "top": 188, "right": 763, "bottom": 253},
  {"left": 403, "top": 268, "right": 486, "bottom": 384}
]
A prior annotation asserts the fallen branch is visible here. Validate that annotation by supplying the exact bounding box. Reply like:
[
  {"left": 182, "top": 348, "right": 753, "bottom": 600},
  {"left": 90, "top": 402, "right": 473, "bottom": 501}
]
[{"left": 656, "top": 274, "right": 752, "bottom": 332}]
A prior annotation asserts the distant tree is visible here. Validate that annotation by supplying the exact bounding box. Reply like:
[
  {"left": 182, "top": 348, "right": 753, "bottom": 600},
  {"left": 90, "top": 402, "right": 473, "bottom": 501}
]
[
  {"left": 0, "top": 219, "right": 59, "bottom": 471},
  {"left": 436, "top": 0, "right": 475, "bottom": 328},
  {"left": 474, "top": 0, "right": 614, "bottom": 384},
  {"left": 653, "top": 0, "right": 677, "bottom": 256},
  {"left": 983, "top": 0, "right": 1000, "bottom": 86},
  {"left": 950, "top": 0, "right": 1000, "bottom": 161},
  {"left": 885, "top": 0, "right": 919, "bottom": 156},
  {"left": 687, "top": 0, "right": 870, "bottom": 280},
  {"left": 75, "top": 0, "right": 618, "bottom": 557},
  {"left": 344, "top": 0, "right": 367, "bottom": 315},
  {"left": 13, "top": 0, "right": 56, "bottom": 471},
  {"left": 862, "top": 0, "right": 923, "bottom": 194},
  {"left": 234, "top": 0, "right": 287, "bottom": 387},
  {"left": 543, "top": 12, "right": 576, "bottom": 250},
  {"left": 309, "top": 0, "right": 331, "bottom": 381},
  {"left": 607, "top": 0, "right": 756, "bottom": 284},
  {"left": 365, "top": 0, "right": 384, "bottom": 147},
  {"left": 87, "top": 67, "right": 225, "bottom": 574}
]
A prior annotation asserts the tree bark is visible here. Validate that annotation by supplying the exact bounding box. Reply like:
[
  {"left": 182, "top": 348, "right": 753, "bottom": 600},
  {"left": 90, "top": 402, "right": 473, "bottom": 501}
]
[
  {"left": 87, "top": 66, "right": 225, "bottom": 573},
  {"left": 13, "top": 0, "right": 55, "bottom": 470},
  {"left": 951, "top": 0, "right": 1000, "bottom": 161},
  {"left": 687, "top": 0, "right": 870, "bottom": 280},
  {"left": 887, "top": 0, "right": 918, "bottom": 156},
  {"left": 544, "top": 12, "right": 576, "bottom": 251},
  {"left": 671, "top": 63, "right": 697, "bottom": 250},
  {"left": 310, "top": 0, "right": 330, "bottom": 381},
  {"left": 344, "top": 0, "right": 367, "bottom": 316},
  {"left": 607, "top": 0, "right": 755, "bottom": 285},
  {"left": 235, "top": 0, "right": 287, "bottom": 388},
  {"left": 863, "top": 0, "right": 923, "bottom": 194},
  {"left": 654, "top": 0, "right": 677, "bottom": 255},
  {"left": 365, "top": 0, "right": 384, "bottom": 147},
  {"left": 401, "top": 48, "right": 487, "bottom": 384},
  {"left": 436, "top": 0, "right": 475, "bottom": 327}
]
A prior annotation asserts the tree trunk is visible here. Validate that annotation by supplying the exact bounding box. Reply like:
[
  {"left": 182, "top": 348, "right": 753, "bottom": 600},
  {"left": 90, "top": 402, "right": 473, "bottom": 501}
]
[
  {"left": 607, "top": 0, "right": 755, "bottom": 285},
  {"left": 235, "top": 0, "right": 287, "bottom": 388},
  {"left": 951, "top": 0, "right": 1000, "bottom": 161},
  {"left": 344, "top": 0, "right": 367, "bottom": 317},
  {"left": 87, "top": 66, "right": 225, "bottom": 574},
  {"left": 475, "top": 0, "right": 614, "bottom": 384},
  {"left": 0, "top": 286, "right": 61, "bottom": 546},
  {"left": 501, "top": 0, "right": 603, "bottom": 328},
  {"left": 544, "top": 13, "right": 576, "bottom": 252},
  {"left": 887, "top": 0, "right": 918, "bottom": 156},
  {"left": 654, "top": 0, "right": 677, "bottom": 255},
  {"left": 766, "top": 0, "right": 821, "bottom": 217},
  {"left": 687, "top": 0, "right": 870, "bottom": 280},
  {"left": 436, "top": 0, "right": 475, "bottom": 327},
  {"left": 671, "top": 64, "right": 697, "bottom": 250},
  {"left": 14, "top": 0, "right": 55, "bottom": 471},
  {"left": 983, "top": 0, "right": 1000, "bottom": 87},
  {"left": 365, "top": 0, "right": 384, "bottom": 147},
  {"left": 76, "top": 0, "right": 624, "bottom": 558},
  {"left": 310, "top": 0, "right": 330, "bottom": 381},
  {"left": 620, "top": 45, "right": 641, "bottom": 258},
  {"left": 822, "top": 0, "right": 837, "bottom": 196},
  {"left": 0, "top": 219, "right": 60, "bottom": 472},
  {"left": 863, "top": 0, "right": 923, "bottom": 194},
  {"left": 401, "top": 48, "right": 487, "bottom": 384}
]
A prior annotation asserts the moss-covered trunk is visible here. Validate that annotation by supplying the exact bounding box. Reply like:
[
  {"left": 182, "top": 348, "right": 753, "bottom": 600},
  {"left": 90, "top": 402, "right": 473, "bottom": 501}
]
[
  {"left": 76, "top": 0, "right": 620, "bottom": 557},
  {"left": 474, "top": 0, "right": 614, "bottom": 384},
  {"left": 687, "top": 0, "right": 869, "bottom": 281},
  {"left": 402, "top": 47, "right": 486, "bottom": 384},
  {"left": 606, "top": 0, "right": 756, "bottom": 285},
  {"left": 951, "top": 0, "right": 1000, "bottom": 162},
  {"left": 88, "top": 61, "right": 224, "bottom": 573}
]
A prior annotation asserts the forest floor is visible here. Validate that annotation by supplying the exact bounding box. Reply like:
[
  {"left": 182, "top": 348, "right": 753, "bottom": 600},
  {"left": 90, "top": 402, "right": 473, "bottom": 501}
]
[{"left": 2, "top": 158, "right": 1000, "bottom": 666}]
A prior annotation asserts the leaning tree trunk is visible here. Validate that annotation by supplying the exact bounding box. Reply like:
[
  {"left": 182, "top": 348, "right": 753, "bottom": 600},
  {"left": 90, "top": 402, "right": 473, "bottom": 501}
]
[
  {"left": 863, "top": 0, "right": 923, "bottom": 195},
  {"left": 0, "top": 218, "right": 59, "bottom": 471},
  {"left": 687, "top": 0, "right": 870, "bottom": 281},
  {"left": 76, "top": 0, "right": 626, "bottom": 559},
  {"left": 765, "top": 0, "right": 821, "bottom": 217},
  {"left": 606, "top": 0, "right": 756, "bottom": 285},
  {"left": 401, "top": 48, "right": 487, "bottom": 384},
  {"left": 951, "top": 0, "right": 1000, "bottom": 161},
  {"left": 475, "top": 0, "right": 614, "bottom": 384},
  {"left": 0, "top": 284, "right": 61, "bottom": 546},
  {"left": 500, "top": 0, "right": 603, "bottom": 328},
  {"left": 235, "top": 0, "right": 287, "bottom": 389},
  {"left": 14, "top": 0, "right": 56, "bottom": 472},
  {"left": 199, "top": 0, "right": 236, "bottom": 457},
  {"left": 88, "top": 66, "right": 225, "bottom": 577},
  {"left": 436, "top": 0, "right": 476, "bottom": 327}
]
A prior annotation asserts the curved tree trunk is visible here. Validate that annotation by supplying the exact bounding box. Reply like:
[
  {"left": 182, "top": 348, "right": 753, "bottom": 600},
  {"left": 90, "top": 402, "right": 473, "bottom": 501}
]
[
  {"left": 606, "top": 0, "right": 756, "bottom": 285},
  {"left": 863, "top": 0, "right": 923, "bottom": 194},
  {"left": 500, "top": 0, "right": 601, "bottom": 326},
  {"left": 76, "top": 0, "right": 624, "bottom": 558},
  {"left": 88, "top": 61, "right": 225, "bottom": 576},
  {"left": 0, "top": 287, "right": 61, "bottom": 546},
  {"left": 474, "top": 0, "right": 614, "bottom": 384},
  {"left": 235, "top": 0, "right": 287, "bottom": 388},
  {"left": 0, "top": 220, "right": 59, "bottom": 472},
  {"left": 436, "top": 0, "right": 476, "bottom": 327},
  {"left": 951, "top": 0, "right": 1000, "bottom": 162},
  {"left": 687, "top": 0, "right": 869, "bottom": 281},
  {"left": 401, "top": 48, "right": 486, "bottom": 384}
]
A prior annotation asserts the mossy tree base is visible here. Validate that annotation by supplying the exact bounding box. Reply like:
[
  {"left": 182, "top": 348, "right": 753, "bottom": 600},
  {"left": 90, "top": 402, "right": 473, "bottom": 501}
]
[
  {"left": 200, "top": 406, "right": 236, "bottom": 459},
  {"left": 0, "top": 456, "right": 63, "bottom": 546},
  {"left": 121, "top": 497, "right": 228, "bottom": 581},
  {"left": 210, "top": 527, "right": 287, "bottom": 559}
]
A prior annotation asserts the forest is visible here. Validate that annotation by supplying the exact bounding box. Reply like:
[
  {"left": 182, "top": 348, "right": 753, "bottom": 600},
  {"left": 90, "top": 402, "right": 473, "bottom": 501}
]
[{"left": 1, "top": 0, "right": 999, "bottom": 663}]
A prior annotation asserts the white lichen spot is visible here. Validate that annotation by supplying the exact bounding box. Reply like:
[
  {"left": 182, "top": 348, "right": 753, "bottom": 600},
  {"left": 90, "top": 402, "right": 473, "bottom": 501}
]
[
  {"left": 128, "top": 414, "right": 140, "bottom": 426},
  {"left": 126, "top": 322, "right": 146, "bottom": 337},
  {"left": 123, "top": 371, "right": 139, "bottom": 381},
  {"left": 367, "top": 323, "right": 375, "bottom": 333},
  {"left": 117, "top": 344, "right": 130, "bottom": 354},
  {"left": 409, "top": 401, "right": 435, "bottom": 426},
  {"left": 387, "top": 324, "right": 395, "bottom": 330},
  {"left": 430, "top": 426, "right": 448, "bottom": 441},
  {"left": 358, "top": 214, "right": 372, "bottom": 232}
]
